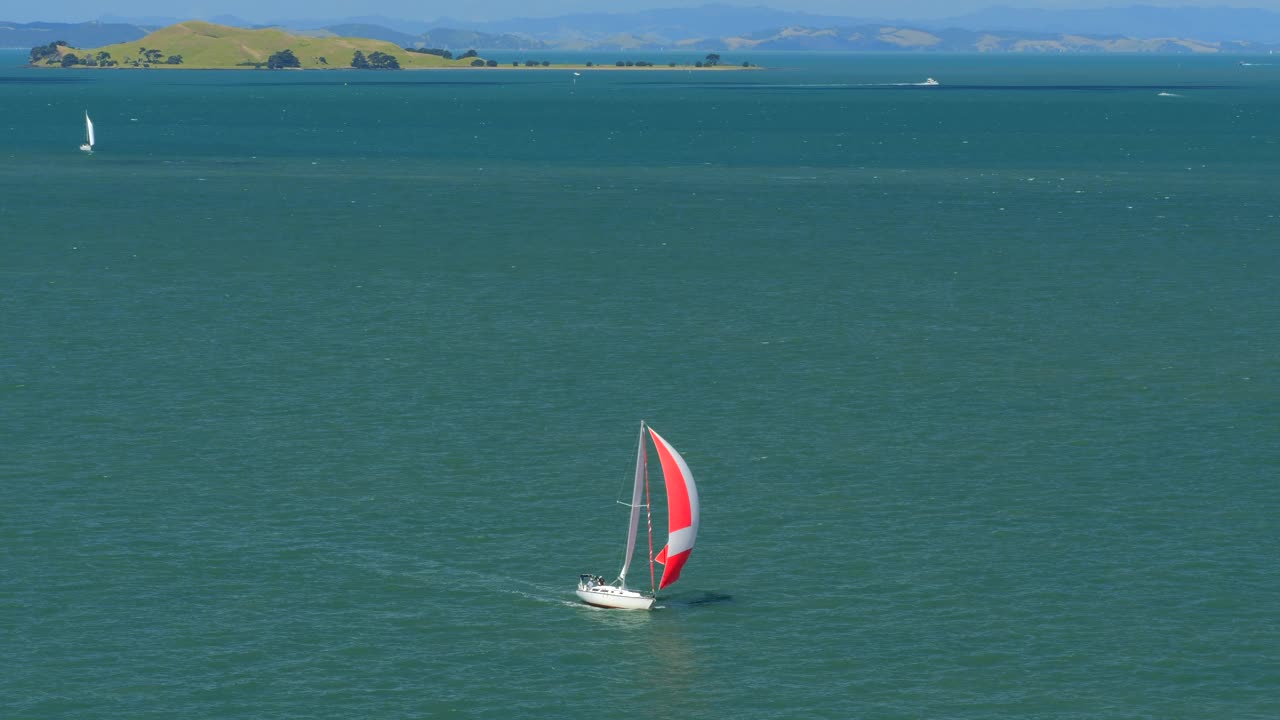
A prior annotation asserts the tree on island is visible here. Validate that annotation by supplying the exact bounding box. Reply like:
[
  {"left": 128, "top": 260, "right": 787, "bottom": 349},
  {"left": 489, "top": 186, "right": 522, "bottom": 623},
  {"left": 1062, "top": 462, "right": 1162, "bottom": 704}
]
[
  {"left": 704, "top": 53, "right": 721, "bottom": 66},
  {"left": 29, "top": 40, "right": 68, "bottom": 64},
  {"left": 351, "top": 50, "right": 370, "bottom": 69},
  {"left": 267, "top": 49, "right": 300, "bottom": 69},
  {"left": 366, "top": 51, "right": 400, "bottom": 69},
  {"left": 135, "top": 47, "right": 163, "bottom": 63}
]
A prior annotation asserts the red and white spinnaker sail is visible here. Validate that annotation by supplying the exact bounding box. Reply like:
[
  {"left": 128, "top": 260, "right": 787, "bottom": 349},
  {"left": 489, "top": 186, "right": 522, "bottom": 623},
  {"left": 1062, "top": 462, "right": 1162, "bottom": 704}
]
[{"left": 648, "top": 427, "right": 699, "bottom": 589}]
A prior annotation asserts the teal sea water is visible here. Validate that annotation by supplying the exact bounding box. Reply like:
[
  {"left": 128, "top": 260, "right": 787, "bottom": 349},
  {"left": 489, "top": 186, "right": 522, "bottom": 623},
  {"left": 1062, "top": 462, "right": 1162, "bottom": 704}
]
[{"left": 3, "top": 50, "right": 1278, "bottom": 717}]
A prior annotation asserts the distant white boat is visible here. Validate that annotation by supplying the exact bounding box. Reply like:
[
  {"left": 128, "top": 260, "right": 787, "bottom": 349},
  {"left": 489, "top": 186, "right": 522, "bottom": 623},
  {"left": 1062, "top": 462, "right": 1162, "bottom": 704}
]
[
  {"left": 79, "top": 111, "right": 94, "bottom": 152},
  {"left": 921, "top": 77, "right": 940, "bottom": 86},
  {"left": 576, "top": 421, "right": 700, "bottom": 610}
]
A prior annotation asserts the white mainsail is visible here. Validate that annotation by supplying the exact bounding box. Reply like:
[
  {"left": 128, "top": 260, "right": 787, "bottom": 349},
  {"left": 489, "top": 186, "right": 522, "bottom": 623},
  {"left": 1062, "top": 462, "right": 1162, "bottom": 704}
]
[
  {"left": 616, "top": 421, "right": 647, "bottom": 587},
  {"left": 80, "top": 111, "right": 94, "bottom": 152}
]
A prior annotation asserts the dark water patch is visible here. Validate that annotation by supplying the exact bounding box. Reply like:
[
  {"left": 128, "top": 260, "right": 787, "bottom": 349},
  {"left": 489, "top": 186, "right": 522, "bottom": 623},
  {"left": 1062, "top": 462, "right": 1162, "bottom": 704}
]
[
  {"left": 678, "top": 82, "right": 1237, "bottom": 92},
  {"left": 665, "top": 592, "right": 734, "bottom": 607},
  {"left": 0, "top": 76, "right": 94, "bottom": 84},
  {"left": 177, "top": 79, "right": 518, "bottom": 88},
  {"left": 923, "top": 83, "right": 1234, "bottom": 92}
]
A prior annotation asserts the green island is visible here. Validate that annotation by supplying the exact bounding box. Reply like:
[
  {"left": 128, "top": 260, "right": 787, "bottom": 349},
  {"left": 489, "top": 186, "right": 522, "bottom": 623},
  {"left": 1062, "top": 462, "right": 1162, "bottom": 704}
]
[{"left": 29, "top": 20, "right": 754, "bottom": 70}]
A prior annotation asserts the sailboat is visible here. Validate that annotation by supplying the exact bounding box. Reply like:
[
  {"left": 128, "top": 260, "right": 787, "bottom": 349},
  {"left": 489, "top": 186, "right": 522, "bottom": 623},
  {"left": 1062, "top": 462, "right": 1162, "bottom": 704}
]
[
  {"left": 576, "top": 421, "right": 700, "bottom": 610},
  {"left": 79, "top": 111, "right": 94, "bottom": 153}
]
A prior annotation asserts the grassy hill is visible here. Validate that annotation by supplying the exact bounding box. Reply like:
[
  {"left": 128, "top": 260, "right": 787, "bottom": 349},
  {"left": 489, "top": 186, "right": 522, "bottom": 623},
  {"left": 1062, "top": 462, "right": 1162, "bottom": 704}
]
[{"left": 43, "top": 21, "right": 480, "bottom": 69}]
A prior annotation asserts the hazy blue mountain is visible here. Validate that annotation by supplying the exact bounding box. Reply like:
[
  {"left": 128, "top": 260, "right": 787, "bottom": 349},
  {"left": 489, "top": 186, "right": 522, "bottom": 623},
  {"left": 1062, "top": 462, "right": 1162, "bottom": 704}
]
[
  {"left": 321, "top": 23, "right": 421, "bottom": 47},
  {"left": 723, "top": 25, "right": 1262, "bottom": 53},
  {"left": 285, "top": 23, "right": 538, "bottom": 51},
  {"left": 97, "top": 14, "right": 182, "bottom": 26},
  {"left": 207, "top": 15, "right": 254, "bottom": 27},
  {"left": 432, "top": 3, "right": 869, "bottom": 40},
  {"left": 418, "top": 4, "right": 1280, "bottom": 45},
  {"left": 933, "top": 5, "right": 1280, "bottom": 44},
  {"left": 265, "top": 15, "right": 436, "bottom": 34},
  {"left": 10, "top": 5, "right": 1280, "bottom": 54},
  {"left": 0, "top": 21, "right": 150, "bottom": 48},
  {"left": 421, "top": 28, "right": 547, "bottom": 51}
]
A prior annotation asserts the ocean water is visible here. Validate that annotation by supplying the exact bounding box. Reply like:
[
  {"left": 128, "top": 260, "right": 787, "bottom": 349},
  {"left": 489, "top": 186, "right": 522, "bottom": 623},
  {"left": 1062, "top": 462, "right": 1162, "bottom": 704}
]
[{"left": 2, "top": 50, "right": 1278, "bottom": 718}]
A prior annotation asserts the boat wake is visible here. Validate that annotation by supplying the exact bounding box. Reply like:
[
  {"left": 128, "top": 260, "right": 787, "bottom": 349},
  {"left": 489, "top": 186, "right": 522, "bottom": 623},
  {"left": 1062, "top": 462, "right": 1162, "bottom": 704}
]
[
  {"left": 882, "top": 78, "right": 939, "bottom": 87},
  {"left": 510, "top": 587, "right": 582, "bottom": 607},
  {"left": 739, "top": 78, "right": 938, "bottom": 90},
  {"left": 344, "top": 548, "right": 581, "bottom": 606}
]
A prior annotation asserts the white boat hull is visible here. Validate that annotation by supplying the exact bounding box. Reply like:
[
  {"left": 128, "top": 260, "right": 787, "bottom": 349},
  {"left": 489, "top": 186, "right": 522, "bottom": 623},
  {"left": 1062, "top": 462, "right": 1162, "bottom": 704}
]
[
  {"left": 576, "top": 583, "right": 655, "bottom": 610},
  {"left": 79, "top": 144, "right": 92, "bottom": 152}
]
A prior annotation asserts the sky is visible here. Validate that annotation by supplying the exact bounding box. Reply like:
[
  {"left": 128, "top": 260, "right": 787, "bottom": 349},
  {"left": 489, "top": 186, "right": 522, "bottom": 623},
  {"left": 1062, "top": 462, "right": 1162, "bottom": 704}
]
[{"left": 11, "top": 0, "right": 1280, "bottom": 25}]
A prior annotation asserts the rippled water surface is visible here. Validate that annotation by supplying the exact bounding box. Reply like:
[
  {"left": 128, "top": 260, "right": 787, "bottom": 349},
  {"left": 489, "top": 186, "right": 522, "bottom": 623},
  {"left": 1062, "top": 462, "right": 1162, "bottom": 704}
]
[{"left": 3, "top": 50, "right": 1278, "bottom": 718}]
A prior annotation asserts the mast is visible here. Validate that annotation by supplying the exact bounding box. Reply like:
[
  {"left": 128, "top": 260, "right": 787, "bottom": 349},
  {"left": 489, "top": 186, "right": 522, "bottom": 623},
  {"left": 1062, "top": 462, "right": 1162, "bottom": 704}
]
[{"left": 616, "top": 420, "right": 647, "bottom": 588}]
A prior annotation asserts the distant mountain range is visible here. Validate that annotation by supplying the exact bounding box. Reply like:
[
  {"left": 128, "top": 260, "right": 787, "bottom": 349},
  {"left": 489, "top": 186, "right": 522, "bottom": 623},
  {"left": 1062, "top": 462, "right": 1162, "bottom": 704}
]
[
  {"left": 5, "top": 5, "right": 1280, "bottom": 52},
  {"left": 930, "top": 5, "right": 1280, "bottom": 44},
  {"left": 1, "top": 21, "right": 152, "bottom": 48}
]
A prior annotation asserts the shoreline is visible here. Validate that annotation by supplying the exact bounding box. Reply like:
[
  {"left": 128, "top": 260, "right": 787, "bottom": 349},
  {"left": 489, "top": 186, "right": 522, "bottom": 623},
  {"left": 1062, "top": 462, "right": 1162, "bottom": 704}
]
[
  {"left": 31, "top": 63, "right": 762, "bottom": 71},
  {"left": 26, "top": 21, "right": 760, "bottom": 72}
]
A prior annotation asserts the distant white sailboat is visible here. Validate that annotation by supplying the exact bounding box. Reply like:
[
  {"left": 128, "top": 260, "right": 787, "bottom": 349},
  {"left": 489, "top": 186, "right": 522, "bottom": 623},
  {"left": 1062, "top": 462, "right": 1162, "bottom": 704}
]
[
  {"left": 79, "top": 111, "right": 94, "bottom": 153},
  {"left": 576, "top": 421, "right": 700, "bottom": 610}
]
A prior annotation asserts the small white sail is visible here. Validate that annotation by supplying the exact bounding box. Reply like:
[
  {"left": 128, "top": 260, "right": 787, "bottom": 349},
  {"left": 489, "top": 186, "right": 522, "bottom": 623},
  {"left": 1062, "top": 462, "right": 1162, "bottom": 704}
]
[
  {"left": 80, "top": 111, "right": 94, "bottom": 152},
  {"left": 616, "top": 422, "right": 648, "bottom": 588}
]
